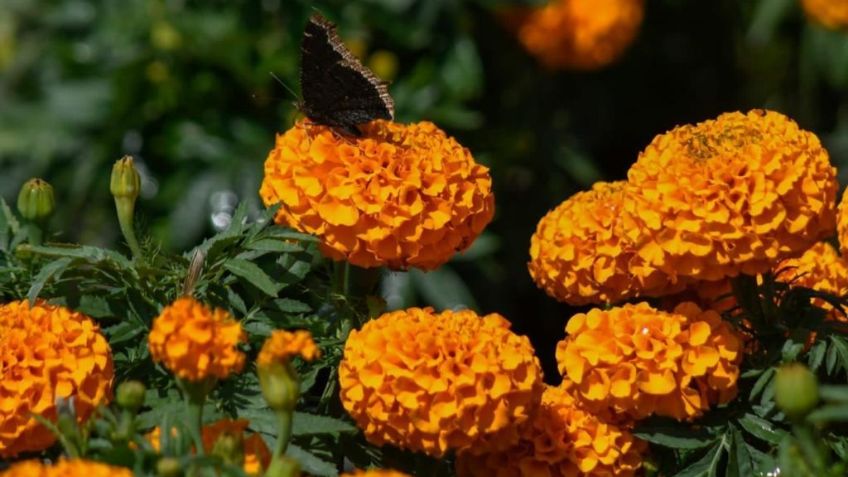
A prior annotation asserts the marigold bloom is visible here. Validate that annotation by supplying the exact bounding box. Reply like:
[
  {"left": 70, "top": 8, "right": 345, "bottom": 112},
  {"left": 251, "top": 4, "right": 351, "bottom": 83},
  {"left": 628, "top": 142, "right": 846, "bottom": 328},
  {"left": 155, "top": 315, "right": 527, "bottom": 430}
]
[
  {"left": 802, "top": 0, "right": 848, "bottom": 29},
  {"left": 147, "top": 419, "right": 271, "bottom": 475},
  {"left": 556, "top": 302, "right": 743, "bottom": 422},
  {"left": 148, "top": 297, "right": 246, "bottom": 382},
  {"left": 257, "top": 330, "right": 321, "bottom": 367},
  {"left": 506, "top": 0, "right": 644, "bottom": 70},
  {"left": 341, "top": 471, "right": 411, "bottom": 477},
  {"left": 0, "top": 459, "right": 132, "bottom": 477},
  {"left": 529, "top": 181, "right": 689, "bottom": 305},
  {"left": 339, "top": 307, "right": 544, "bottom": 457},
  {"left": 456, "top": 383, "right": 645, "bottom": 477},
  {"left": 775, "top": 241, "right": 848, "bottom": 321},
  {"left": 0, "top": 300, "right": 114, "bottom": 458},
  {"left": 260, "top": 120, "right": 494, "bottom": 270},
  {"left": 627, "top": 110, "right": 838, "bottom": 282},
  {"left": 838, "top": 188, "right": 848, "bottom": 257}
]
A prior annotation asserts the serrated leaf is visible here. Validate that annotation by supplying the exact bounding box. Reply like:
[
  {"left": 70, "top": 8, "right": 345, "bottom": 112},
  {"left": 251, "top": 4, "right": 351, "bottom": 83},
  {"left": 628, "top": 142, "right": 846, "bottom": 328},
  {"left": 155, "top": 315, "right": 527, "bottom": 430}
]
[
  {"left": 27, "top": 257, "right": 73, "bottom": 303},
  {"left": 248, "top": 238, "right": 304, "bottom": 253},
  {"left": 292, "top": 412, "right": 356, "bottom": 436},
  {"left": 78, "top": 294, "right": 114, "bottom": 318},
  {"left": 673, "top": 441, "right": 724, "bottom": 477},
  {"left": 0, "top": 198, "right": 19, "bottom": 251},
  {"left": 274, "top": 298, "right": 311, "bottom": 313},
  {"left": 26, "top": 244, "right": 132, "bottom": 268},
  {"left": 286, "top": 444, "right": 338, "bottom": 477},
  {"left": 737, "top": 413, "right": 785, "bottom": 445},
  {"left": 727, "top": 428, "right": 753, "bottom": 477},
  {"left": 224, "top": 259, "right": 281, "bottom": 296},
  {"left": 830, "top": 336, "right": 848, "bottom": 375},
  {"left": 807, "top": 340, "right": 827, "bottom": 371},
  {"left": 750, "top": 367, "right": 775, "bottom": 401},
  {"left": 105, "top": 321, "right": 146, "bottom": 345},
  {"left": 633, "top": 420, "right": 716, "bottom": 449}
]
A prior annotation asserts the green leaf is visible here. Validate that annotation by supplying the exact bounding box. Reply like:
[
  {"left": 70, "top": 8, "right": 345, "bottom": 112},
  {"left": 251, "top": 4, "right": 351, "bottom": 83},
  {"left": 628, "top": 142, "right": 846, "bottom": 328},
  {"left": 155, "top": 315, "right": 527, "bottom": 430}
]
[
  {"left": 78, "top": 294, "right": 114, "bottom": 319},
  {"left": 819, "top": 385, "right": 848, "bottom": 402},
  {"left": 27, "top": 257, "right": 73, "bottom": 303},
  {"left": 247, "top": 238, "right": 304, "bottom": 253},
  {"left": 105, "top": 321, "right": 147, "bottom": 345},
  {"left": 807, "top": 404, "right": 848, "bottom": 423},
  {"left": 673, "top": 441, "right": 724, "bottom": 477},
  {"left": 750, "top": 367, "right": 775, "bottom": 401},
  {"left": 286, "top": 444, "right": 338, "bottom": 477},
  {"left": 26, "top": 244, "right": 132, "bottom": 268},
  {"left": 727, "top": 428, "right": 753, "bottom": 477},
  {"left": 0, "top": 198, "right": 20, "bottom": 251},
  {"left": 292, "top": 412, "right": 356, "bottom": 436},
  {"left": 633, "top": 420, "right": 716, "bottom": 449},
  {"left": 829, "top": 336, "right": 848, "bottom": 375},
  {"left": 274, "top": 298, "right": 311, "bottom": 313},
  {"left": 410, "top": 267, "right": 477, "bottom": 311},
  {"left": 224, "top": 258, "right": 281, "bottom": 296},
  {"left": 807, "top": 340, "right": 827, "bottom": 371},
  {"left": 737, "top": 413, "right": 786, "bottom": 445}
]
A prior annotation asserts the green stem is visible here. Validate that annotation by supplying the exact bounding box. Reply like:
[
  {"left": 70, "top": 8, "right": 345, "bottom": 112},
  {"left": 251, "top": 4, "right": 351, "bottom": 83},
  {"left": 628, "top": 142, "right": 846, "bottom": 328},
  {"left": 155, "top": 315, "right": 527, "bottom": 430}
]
[
  {"left": 266, "top": 410, "right": 294, "bottom": 475},
  {"left": 179, "top": 378, "right": 213, "bottom": 457},
  {"left": 24, "top": 222, "right": 43, "bottom": 246},
  {"left": 115, "top": 197, "right": 142, "bottom": 259}
]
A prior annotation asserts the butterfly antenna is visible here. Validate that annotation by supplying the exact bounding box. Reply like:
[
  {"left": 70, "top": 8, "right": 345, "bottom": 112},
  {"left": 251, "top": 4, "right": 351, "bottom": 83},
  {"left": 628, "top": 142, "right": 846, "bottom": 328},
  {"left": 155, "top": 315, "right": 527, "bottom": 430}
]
[{"left": 269, "top": 72, "right": 299, "bottom": 101}]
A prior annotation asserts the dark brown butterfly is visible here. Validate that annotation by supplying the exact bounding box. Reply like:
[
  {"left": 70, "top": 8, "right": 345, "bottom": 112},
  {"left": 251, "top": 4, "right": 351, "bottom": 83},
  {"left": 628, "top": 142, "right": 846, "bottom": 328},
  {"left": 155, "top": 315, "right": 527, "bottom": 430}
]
[{"left": 299, "top": 14, "right": 395, "bottom": 137}]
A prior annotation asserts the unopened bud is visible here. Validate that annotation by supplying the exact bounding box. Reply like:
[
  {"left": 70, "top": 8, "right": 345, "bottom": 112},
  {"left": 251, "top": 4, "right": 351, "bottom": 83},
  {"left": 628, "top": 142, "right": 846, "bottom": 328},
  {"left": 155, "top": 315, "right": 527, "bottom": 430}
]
[
  {"left": 211, "top": 430, "right": 245, "bottom": 469},
  {"left": 156, "top": 457, "right": 183, "bottom": 477},
  {"left": 110, "top": 156, "right": 141, "bottom": 200},
  {"left": 258, "top": 362, "right": 300, "bottom": 413},
  {"left": 17, "top": 178, "right": 54, "bottom": 221},
  {"left": 116, "top": 380, "right": 146, "bottom": 411},
  {"left": 775, "top": 363, "right": 819, "bottom": 419}
]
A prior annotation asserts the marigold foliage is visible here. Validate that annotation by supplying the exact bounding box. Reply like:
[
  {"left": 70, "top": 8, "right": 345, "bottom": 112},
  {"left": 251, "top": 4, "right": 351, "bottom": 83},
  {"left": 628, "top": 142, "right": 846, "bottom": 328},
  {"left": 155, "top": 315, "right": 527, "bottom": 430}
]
[
  {"left": 257, "top": 329, "right": 321, "bottom": 367},
  {"left": 147, "top": 419, "right": 271, "bottom": 475},
  {"left": 802, "top": 0, "right": 848, "bottom": 29},
  {"left": 556, "top": 302, "right": 743, "bottom": 422},
  {"left": 341, "top": 471, "right": 412, "bottom": 477},
  {"left": 0, "top": 459, "right": 133, "bottom": 477},
  {"left": 627, "top": 110, "right": 838, "bottom": 282},
  {"left": 508, "top": 0, "right": 644, "bottom": 70},
  {"left": 147, "top": 297, "right": 246, "bottom": 382},
  {"left": 259, "top": 120, "right": 495, "bottom": 270},
  {"left": 529, "top": 181, "right": 688, "bottom": 305},
  {"left": 456, "top": 383, "right": 645, "bottom": 477},
  {"left": 0, "top": 300, "right": 114, "bottom": 458},
  {"left": 339, "top": 307, "right": 544, "bottom": 457}
]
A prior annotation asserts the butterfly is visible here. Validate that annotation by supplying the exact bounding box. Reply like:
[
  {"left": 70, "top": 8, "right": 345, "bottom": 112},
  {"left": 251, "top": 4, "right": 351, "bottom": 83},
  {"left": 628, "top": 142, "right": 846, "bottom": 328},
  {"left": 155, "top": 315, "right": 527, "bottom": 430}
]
[{"left": 299, "top": 14, "right": 395, "bottom": 137}]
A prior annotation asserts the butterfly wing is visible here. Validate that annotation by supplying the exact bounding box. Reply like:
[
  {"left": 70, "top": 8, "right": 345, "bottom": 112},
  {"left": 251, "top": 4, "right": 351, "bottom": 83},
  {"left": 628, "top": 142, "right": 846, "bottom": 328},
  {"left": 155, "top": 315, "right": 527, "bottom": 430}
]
[{"left": 300, "top": 15, "right": 394, "bottom": 131}]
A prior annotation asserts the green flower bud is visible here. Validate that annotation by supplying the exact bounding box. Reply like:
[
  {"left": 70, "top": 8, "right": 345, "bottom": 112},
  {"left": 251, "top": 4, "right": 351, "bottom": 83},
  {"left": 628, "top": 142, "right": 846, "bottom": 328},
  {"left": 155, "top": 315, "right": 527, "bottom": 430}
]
[
  {"left": 116, "top": 380, "right": 146, "bottom": 411},
  {"left": 775, "top": 363, "right": 819, "bottom": 419},
  {"left": 264, "top": 456, "right": 301, "bottom": 477},
  {"left": 258, "top": 361, "right": 300, "bottom": 413},
  {"left": 17, "top": 178, "right": 54, "bottom": 221},
  {"left": 110, "top": 156, "right": 141, "bottom": 200},
  {"left": 211, "top": 430, "right": 245, "bottom": 469},
  {"left": 156, "top": 457, "right": 183, "bottom": 477}
]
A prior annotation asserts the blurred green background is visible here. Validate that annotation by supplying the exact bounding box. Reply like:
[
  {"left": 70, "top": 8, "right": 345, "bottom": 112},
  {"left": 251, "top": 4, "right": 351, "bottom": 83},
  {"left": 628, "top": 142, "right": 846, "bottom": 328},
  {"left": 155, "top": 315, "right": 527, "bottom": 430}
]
[{"left": 3, "top": 0, "right": 848, "bottom": 375}]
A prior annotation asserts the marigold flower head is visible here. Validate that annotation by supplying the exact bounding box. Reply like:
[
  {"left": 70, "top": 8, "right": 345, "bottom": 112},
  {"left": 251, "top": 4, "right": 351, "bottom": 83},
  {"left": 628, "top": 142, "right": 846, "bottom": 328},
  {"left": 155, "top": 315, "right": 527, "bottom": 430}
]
[
  {"left": 147, "top": 419, "right": 271, "bottom": 475},
  {"left": 341, "top": 471, "right": 411, "bottom": 477},
  {"left": 0, "top": 459, "right": 133, "bottom": 477},
  {"left": 775, "top": 241, "right": 848, "bottom": 321},
  {"left": 838, "top": 188, "right": 848, "bottom": 256},
  {"left": 506, "top": 0, "right": 644, "bottom": 70},
  {"left": 257, "top": 330, "right": 320, "bottom": 367},
  {"left": 627, "top": 110, "right": 838, "bottom": 282},
  {"left": 802, "top": 0, "right": 848, "bottom": 29},
  {"left": 556, "top": 302, "right": 743, "bottom": 422},
  {"left": 0, "top": 300, "right": 114, "bottom": 458},
  {"left": 529, "top": 181, "right": 689, "bottom": 305},
  {"left": 456, "top": 383, "right": 645, "bottom": 477},
  {"left": 339, "top": 307, "right": 544, "bottom": 457},
  {"left": 260, "top": 120, "right": 494, "bottom": 270},
  {"left": 148, "top": 297, "right": 246, "bottom": 382}
]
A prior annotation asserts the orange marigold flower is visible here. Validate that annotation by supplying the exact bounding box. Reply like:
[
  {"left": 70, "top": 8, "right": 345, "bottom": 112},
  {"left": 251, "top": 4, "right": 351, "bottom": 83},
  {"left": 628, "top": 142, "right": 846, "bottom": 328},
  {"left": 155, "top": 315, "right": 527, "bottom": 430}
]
[
  {"left": 456, "top": 383, "right": 645, "bottom": 477},
  {"left": 341, "top": 471, "right": 411, "bottom": 477},
  {"left": 775, "top": 241, "right": 848, "bottom": 321},
  {"left": 0, "top": 459, "right": 132, "bottom": 477},
  {"left": 802, "top": 0, "right": 848, "bottom": 29},
  {"left": 0, "top": 300, "right": 114, "bottom": 458},
  {"left": 556, "top": 302, "right": 743, "bottom": 422},
  {"left": 147, "top": 419, "right": 271, "bottom": 475},
  {"left": 339, "top": 307, "right": 544, "bottom": 457},
  {"left": 257, "top": 330, "right": 320, "bottom": 367},
  {"left": 627, "top": 110, "right": 838, "bottom": 282},
  {"left": 259, "top": 120, "right": 495, "bottom": 271},
  {"left": 529, "top": 181, "right": 689, "bottom": 306},
  {"left": 148, "top": 297, "right": 246, "bottom": 382},
  {"left": 839, "top": 188, "right": 848, "bottom": 256},
  {"left": 505, "top": 0, "right": 644, "bottom": 70}
]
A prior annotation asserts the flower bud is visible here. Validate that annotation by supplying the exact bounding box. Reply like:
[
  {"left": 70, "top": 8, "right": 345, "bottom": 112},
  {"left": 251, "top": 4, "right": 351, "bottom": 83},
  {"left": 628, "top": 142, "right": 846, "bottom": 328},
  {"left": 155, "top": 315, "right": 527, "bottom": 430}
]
[
  {"left": 211, "top": 430, "right": 245, "bottom": 469},
  {"left": 775, "top": 363, "right": 819, "bottom": 419},
  {"left": 116, "top": 380, "right": 146, "bottom": 411},
  {"left": 17, "top": 178, "right": 54, "bottom": 221},
  {"left": 258, "top": 361, "right": 300, "bottom": 413},
  {"left": 156, "top": 457, "right": 183, "bottom": 477},
  {"left": 110, "top": 156, "right": 141, "bottom": 200}
]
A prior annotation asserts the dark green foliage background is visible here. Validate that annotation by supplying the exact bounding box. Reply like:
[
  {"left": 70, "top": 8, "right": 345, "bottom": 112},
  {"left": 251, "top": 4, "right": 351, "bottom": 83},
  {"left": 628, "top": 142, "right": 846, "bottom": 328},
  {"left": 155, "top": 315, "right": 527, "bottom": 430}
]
[{"left": 3, "top": 0, "right": 848, "bottom": 377}]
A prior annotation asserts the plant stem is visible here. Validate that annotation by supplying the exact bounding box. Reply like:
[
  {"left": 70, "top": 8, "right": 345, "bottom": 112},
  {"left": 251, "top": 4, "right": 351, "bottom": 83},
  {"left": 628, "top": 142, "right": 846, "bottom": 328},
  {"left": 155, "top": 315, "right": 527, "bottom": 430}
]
[
  {"left": 115, "top": 198, "right": 142, "bottom": 259},
  {"left": 274, "top": 410, "right": 293, "bottom": 456},
  {"left": 179, "top": 378, "right": 212, "bottom": 457},
  {"left": 24, "top": 222, "right": 43, "bottom": 246}
]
